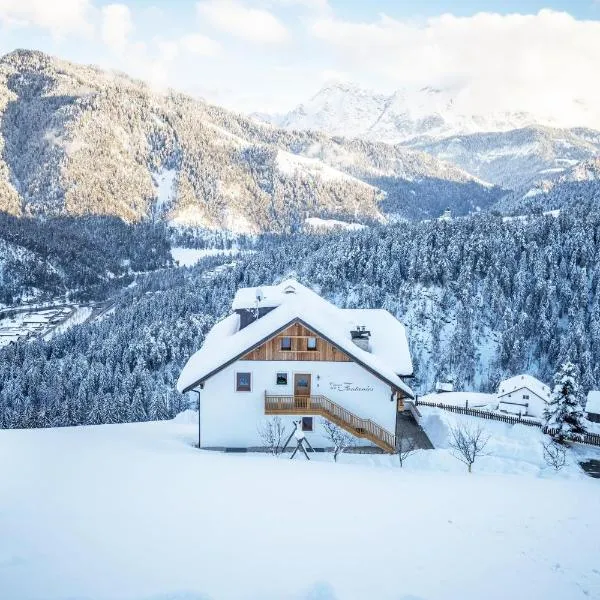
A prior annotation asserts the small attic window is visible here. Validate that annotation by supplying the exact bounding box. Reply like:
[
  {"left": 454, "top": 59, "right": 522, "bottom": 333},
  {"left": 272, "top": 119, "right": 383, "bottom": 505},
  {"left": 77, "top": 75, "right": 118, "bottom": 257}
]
[
  {"left": 281, "top": 337, "right": 292, "bottom": 351},
  {"left": 283, "top": 284, "right": 296, "bottom": 294}
]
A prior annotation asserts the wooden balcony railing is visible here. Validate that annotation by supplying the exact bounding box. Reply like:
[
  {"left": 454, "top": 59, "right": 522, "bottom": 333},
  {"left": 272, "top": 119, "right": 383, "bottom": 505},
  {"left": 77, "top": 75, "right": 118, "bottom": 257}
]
[{"left": 264, "top": 393, "right": 396, "bottom": 453}]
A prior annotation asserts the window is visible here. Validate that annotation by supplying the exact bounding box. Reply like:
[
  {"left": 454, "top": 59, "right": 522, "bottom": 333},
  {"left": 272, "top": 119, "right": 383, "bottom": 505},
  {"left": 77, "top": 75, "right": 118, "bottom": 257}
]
[
  {"left": 276, "top": 372, "right": 288, "bottom": 385},
  {"left": 523, "top": 394, "right": 529, "bottom": 400},
  {"left": 280, "top": 337, "right": 292, "bottom": 351},
  {"left": 306, "top": 337, "right": 317, "bottom": 351},
  {"left": 301, "top": 417, "right": 313, "bottom": 432},
  {"left": 236, "top": 372, "right": 251, "bottom": 392}
]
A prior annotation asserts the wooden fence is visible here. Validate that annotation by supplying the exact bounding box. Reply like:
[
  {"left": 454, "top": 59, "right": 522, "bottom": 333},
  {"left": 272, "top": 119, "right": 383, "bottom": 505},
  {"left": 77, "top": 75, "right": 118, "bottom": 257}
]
[{"left": 415, "top": 398, "right": 600, "bottom": 447}]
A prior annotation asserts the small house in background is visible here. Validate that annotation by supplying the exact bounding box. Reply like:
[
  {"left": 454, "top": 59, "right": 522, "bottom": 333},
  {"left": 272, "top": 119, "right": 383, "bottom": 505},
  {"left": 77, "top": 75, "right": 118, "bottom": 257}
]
[
  {"left": 435, "top": 381, "right": 454, "bottom": 393},
  {"left": 497, "top": 374, "right": 550, "bottom": 418},
  {"left": 585, "top": 391, "right": 600, "bottom": 423},
  {"left": 438, "top": 207, "right": 452, "bottom": 221}
]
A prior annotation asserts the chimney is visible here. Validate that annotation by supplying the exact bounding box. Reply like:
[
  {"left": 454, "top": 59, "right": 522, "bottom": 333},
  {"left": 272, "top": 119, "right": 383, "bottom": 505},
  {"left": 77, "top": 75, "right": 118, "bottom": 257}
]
[{"left": 350, "top": 325, "right": 371, "bottom": 352}]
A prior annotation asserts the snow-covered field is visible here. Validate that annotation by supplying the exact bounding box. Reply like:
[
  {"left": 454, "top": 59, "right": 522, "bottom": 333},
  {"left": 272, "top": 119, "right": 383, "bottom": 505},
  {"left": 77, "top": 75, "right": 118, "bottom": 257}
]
[
  {"left": 304, "top": 217, "right": 366, "bottom": 231},
  {"left": 1, "top": 411, "right": 599, "bottom": 600},
  {"left": 170, "top": 247, "right": 242, "bottom": 267},
  {"left": 420, "top": 391, "right": 497, "bottom": 409}
]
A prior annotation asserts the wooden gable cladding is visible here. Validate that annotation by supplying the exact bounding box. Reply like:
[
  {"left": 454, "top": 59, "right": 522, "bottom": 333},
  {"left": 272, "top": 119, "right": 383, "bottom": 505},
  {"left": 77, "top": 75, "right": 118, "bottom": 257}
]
[{"left": 241, "top": 321, "right": 352, "bottom": 362}]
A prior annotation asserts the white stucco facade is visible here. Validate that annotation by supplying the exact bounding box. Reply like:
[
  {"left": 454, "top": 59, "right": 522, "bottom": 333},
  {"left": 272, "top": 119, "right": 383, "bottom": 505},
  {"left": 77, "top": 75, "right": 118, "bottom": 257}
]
[
  {"left": 497, "top": 387, "right": 547, "bottom": 417},
  {"left": 198, "top": 359, "right": 397, "bottom": 449},
  {"left": 497, "top": 374, "right": 551, "bottom": 418}
]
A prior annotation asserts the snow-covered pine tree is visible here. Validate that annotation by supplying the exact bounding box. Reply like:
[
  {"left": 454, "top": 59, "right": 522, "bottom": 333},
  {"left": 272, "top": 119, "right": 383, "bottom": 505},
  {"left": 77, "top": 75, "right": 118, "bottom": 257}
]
[{"left": 543, "top": 362, "right": 586, "bottom": 444}]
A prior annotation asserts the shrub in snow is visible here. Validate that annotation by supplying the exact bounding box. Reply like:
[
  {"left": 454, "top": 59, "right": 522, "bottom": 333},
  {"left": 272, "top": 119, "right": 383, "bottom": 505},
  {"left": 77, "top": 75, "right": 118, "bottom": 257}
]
[
  {"left": 542, "top": 440, "right": 567, "bottom": 471},
  {"left": 257, "top": 417, "right": 288, "bottom": 456},
  {"left": 448, "top": 423, "right": 489, "bottom": 473},
  {"left": 321, "top": 419, "right": 354, "bottom": 462},
  {"left": 396, "top": 428, "right": 417, "bottom": 468},
  {"left": 543, "top": 362, "right": 586, "bottom": 444}
]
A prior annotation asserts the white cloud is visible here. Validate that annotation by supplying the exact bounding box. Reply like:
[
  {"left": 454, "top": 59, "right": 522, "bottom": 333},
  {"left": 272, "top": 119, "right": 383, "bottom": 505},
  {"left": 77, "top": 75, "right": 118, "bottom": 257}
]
[
  {"left": 271, "top": 0, "right": 331, "bottom": 13},
  {"left": 156, "top": 39, "right": 180, "bottom": 63},
  {"left": 180, "top": 33, "right": 221, "bottom": 56},
  {"left": 101, "top": 3, "right": 133, "bottom": 52},
  {"left": 310, "top": 9, "right": 600, "bottom": 126},
  {"left": 197, "top": 0, "right": 289, "bottom": 44},
  {"left": 0, "top": 0, "right": 93, "bottom": 37}
]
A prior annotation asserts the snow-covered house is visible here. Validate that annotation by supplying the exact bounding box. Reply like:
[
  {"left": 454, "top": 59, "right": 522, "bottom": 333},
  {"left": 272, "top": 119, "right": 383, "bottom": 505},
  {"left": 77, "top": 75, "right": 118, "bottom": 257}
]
[
  {"left": 177, "top": 279, "right": 414, "bottom": 453},
  {"left": 438, "top": 207, "right": 452, "bottom": 221},
  {"left": 585, "top": 391, "right": 600, "bottom": 423},
  {"left": 497, "top": 375, "right": 550, "bottom": 418},
  {"left": 435, "top": 381, "right": 454, "bottom": 393}
]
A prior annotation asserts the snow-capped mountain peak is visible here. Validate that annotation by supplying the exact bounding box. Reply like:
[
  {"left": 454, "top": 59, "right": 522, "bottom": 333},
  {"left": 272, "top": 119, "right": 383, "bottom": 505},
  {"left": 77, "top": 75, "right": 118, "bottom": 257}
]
[{"left": 262, "top": 81, "right": 579, "bottom": 144}]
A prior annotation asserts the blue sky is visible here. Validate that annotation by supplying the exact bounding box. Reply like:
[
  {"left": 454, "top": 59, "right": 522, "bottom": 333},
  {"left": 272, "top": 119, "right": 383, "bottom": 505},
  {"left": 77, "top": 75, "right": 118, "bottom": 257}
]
[{"left": 1, "top": 0, "right": 600, "bottom": 122}]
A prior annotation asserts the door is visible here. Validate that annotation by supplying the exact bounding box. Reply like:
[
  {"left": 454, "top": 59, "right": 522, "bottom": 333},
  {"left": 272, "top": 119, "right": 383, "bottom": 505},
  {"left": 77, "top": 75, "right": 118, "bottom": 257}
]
[{"left": 294, "top": 373, "right": 311, "bottom": 410}]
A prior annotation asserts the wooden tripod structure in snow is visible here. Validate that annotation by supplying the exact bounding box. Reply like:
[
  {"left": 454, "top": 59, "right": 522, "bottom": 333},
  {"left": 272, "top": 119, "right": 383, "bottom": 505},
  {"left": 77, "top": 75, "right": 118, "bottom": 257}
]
[{"left": 283, "top": 420, "right": 315, "bottom": 460}]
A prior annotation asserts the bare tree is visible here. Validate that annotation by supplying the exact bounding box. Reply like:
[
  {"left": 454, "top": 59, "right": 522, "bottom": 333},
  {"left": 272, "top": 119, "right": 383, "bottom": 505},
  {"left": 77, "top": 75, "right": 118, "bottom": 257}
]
[
  {"left": 396, "top": 428, "right": 417, "bottom": 468},
  {"left": 448, "top": 423, "right": 489, "bottom": 473},
  {"left": 257, "top": 416, "right": 287, "bottom": 456},
  {"left": 542, "top": 439, "right": 567, "bottom": 471},
  {"left": 321, "top": 419, "right": 354, "bottom": 462}
]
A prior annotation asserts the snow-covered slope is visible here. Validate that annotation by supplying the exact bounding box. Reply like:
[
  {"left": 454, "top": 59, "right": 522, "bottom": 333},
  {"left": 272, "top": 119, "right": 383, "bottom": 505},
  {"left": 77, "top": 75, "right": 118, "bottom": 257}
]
[
  {"left": 415, "top": 126, "right": 600, "bottom": 189},
  {"left": 275, "top": 81, "right": 389, "bottom": 139},
  {"left": 0, "top": 50, "right": 499, "bottom": 230},
  {"left": 260, "top": 81, "right": 577, "bottom": 144},
  {"left": 260, "top": 83, "right": 600, "bottom": 194},
  {"left": 1, "top": 417, "right": 599, "bottom": 600}
]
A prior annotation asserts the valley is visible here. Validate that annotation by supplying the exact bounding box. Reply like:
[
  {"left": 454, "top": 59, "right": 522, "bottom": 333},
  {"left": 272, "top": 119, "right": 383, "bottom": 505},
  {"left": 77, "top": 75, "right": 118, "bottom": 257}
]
[
  {"left": 0, "top": 2, "right": 599, "bottom": 595},
  {"left": 1, "top": 1, "right": 599, "bottom": 598},
  {"left": 0, "top": 49, "right": 599, "bottom": 434}
]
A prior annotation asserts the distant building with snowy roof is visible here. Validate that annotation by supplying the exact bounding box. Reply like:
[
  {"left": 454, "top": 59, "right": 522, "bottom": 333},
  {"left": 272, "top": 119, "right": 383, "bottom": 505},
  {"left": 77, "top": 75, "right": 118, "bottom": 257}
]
[
  {"left": 585, "top": 391, "right": 600, "bottom": 423},
  {"left": 438, "top": 207, "right": 452, "bottom": 221},
  {"left": 177, "top": 278, "right": 420, "bottom": 453},
  {"left": 435, "top": 381, "right": 454, "bottom": 393},
  {"left": 497, "top": 374, "right": 550, "bottom": 418}
]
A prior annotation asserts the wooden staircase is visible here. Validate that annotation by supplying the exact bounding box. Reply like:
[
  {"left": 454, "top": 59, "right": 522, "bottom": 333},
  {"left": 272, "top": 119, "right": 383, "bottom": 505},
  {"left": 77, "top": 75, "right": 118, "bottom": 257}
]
[{"left": 264, "top": 393, "right": 396, "bottom": 453}]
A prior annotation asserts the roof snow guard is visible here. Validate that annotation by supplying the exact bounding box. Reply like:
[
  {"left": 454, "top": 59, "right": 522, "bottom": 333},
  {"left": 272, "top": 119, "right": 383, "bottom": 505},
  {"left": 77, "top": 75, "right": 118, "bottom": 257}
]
[{"left": 177, "top": 279, "right": 414, "bottom": 397}]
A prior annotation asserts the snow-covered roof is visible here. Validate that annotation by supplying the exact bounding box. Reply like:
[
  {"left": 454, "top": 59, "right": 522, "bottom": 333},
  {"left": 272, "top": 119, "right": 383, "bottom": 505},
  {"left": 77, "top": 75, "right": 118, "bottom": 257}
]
[
  {"left": 586, "top": 391, "right": 600, "bottom": 415},
  {"left": 178, "top": 279, "right": 413, "bottom": 396},
  {"left": 338, "top": 308, "right": 412, "bottom": 375},
  {"left": 231, "top": 281, "right": 297, "bottom": 310},
  {"left": 435, "top": 381, "right": 454, "bottom": 393},
  {"left": 497, "top": 375, "right": 550, "bottom": 400}
]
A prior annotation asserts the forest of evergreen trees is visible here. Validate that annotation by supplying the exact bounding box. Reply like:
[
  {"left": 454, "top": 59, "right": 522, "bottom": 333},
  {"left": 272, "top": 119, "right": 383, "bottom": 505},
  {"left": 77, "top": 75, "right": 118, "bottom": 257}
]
[
  {"left": 1, "top": 206, "right": 600, "bottom": 429},
  {"left": 0, "top": 214, "right": 172, "bottom": 303}
]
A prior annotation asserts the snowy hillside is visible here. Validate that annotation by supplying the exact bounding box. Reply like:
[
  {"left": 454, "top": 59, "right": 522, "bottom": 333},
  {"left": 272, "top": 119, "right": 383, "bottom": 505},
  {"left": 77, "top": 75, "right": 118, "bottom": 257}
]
[
  {"left": 1, "top": 416, "right": 599, "bottom": 600},
  {"left": 0, "top": 213, "right": 172, "bottom": 304},
  {"left": 414, "top": 126, "right": 600, "bottom": 189},
  {"left": 259, "top": 83, "right": 600, "bottom": 197},
  {"left": 0, "top": 50, "right": 498, "bottom": 230},
  {"left": 259, "top": 81, "right": 598, "bottom": 145}
]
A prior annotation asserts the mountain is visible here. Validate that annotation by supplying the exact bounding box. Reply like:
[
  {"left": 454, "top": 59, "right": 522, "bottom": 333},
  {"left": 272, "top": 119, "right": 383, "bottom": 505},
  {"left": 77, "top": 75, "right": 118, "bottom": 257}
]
[
  {"left": 259, "top": 81, "right": 567, "bottom": 144},
  {"left": 413, "top": 126, "right": 600, "bottom": 189},
  {"left": 258, "top": 82, "right": 600, "bottom": 193},
  {"left": 492, "top": 158, "right": 600, "bottom": 215},
  {"left": 0, "top": 50, "right": 498, "bottom": 232}
]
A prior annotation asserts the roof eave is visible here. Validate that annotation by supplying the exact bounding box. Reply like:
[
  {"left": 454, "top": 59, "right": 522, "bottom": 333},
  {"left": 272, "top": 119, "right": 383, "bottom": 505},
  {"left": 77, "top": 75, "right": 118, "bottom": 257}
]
[{"left": 179, "top": 316, "right": 414, "bottom": 398}]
